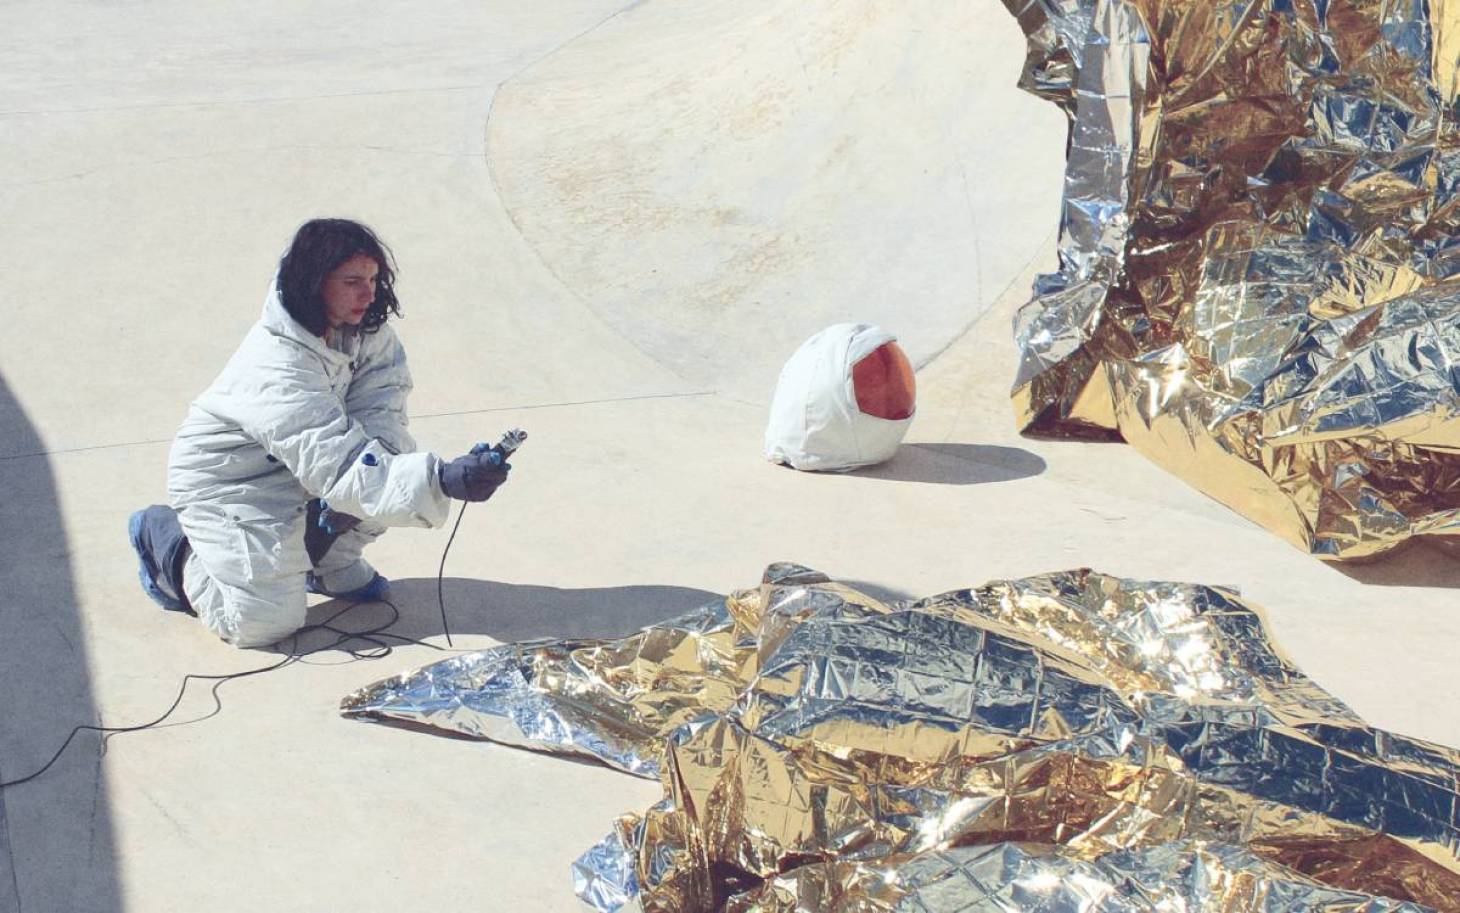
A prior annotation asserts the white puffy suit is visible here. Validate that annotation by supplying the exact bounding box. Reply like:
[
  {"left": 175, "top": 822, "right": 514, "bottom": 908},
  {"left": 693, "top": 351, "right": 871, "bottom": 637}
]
[
  {"left": 167, "top": 288, "right": 449, "bottom": 647},
  {"left": 764, "top": 323, "right": 915, "bottom": 471}
]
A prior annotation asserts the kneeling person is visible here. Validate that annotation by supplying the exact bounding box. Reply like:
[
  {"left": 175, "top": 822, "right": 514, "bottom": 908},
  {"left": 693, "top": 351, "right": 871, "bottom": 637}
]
[{"left": 129, "top": 218, "right": 506, "bottom": 647}]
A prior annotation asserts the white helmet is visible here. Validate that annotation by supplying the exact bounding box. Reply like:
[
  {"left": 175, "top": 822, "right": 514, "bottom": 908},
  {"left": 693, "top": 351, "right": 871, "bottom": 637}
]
[{"left": 764, "top": 323, "right": 916, "bottom": 471}]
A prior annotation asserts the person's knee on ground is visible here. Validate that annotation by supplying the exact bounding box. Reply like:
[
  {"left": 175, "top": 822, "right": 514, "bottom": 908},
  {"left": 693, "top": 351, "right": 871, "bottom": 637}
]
[{"left": 180, "top": 547, "right": 309, "bottom": 648}]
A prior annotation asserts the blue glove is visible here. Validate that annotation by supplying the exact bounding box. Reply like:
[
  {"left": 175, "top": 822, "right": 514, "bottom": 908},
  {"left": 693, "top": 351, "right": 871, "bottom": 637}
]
[
  {"left": 439, "top": 448, "right": 511, "bottom": 502},
  {"left": 318, "top": 502, "right": 360, "bottom": 535},
  {"left": 304, "top": 498, "right": 359, "bottom": 565}
]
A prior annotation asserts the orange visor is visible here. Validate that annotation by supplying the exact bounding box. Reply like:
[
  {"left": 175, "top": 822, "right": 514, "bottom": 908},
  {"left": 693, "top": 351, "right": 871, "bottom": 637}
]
[{"left": 852, "top": 341, "right": 916, "bottom": 421}]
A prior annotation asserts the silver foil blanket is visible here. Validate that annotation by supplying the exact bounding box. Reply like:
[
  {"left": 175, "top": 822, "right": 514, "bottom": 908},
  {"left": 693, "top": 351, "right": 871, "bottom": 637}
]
[
  {"left": 341, "top": 565, "right": 1460, "bottom": 911},
  {"left": 1005, "top": 0, "right": 1460, "bottom": 560},
  {"left": 724, "top": 841, "right": 1439, "bottom": 912}
]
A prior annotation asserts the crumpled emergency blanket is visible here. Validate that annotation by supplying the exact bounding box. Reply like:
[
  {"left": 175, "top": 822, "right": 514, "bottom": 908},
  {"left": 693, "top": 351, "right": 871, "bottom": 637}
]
[
  {"left": 341, "top": 565, "right": 1460, "bottom": 912},
  {"left": 1005, "top": 0, "right": 1460, "bottom": 560}
]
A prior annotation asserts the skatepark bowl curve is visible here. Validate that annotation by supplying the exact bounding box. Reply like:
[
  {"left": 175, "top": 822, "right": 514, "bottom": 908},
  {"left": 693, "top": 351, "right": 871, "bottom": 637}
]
[{"left": 3, "top": 1, "right": 1459, "bottom": 910}]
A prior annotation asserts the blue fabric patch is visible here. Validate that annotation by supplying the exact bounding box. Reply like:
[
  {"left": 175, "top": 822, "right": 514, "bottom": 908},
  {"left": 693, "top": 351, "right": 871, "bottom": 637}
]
[{"left": 361, "top": 452, "right": 379, "bottom": 466}]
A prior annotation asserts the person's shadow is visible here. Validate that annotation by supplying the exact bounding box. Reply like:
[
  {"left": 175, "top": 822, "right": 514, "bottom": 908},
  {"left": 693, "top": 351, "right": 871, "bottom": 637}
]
[
  {"left": 290, "top": 570, "right": 929, "bottom": 663},
  {"left": 296, "top": 576, "right": 724, "bottom": 655}
]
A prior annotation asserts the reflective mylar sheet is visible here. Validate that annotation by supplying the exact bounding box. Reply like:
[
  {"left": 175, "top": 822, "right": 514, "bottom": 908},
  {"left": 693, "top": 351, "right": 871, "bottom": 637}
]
[
  {"left": 727, "top": 841, "right": 1439, "bottom": 912},
  {"left": 1006, "top": 0, "right": 1460, "bottom": 560},
  {"left": 341, "top": 566, "right": 1460, "bottom": 912}
]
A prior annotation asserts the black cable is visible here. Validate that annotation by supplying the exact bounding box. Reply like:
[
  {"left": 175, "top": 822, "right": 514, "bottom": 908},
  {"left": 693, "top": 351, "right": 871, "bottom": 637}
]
[
  {"left": 436, "top": 500, "right": 469, "bottom": 647},
  {"left": 0, "top": 652, "right": 296, "bottom": 789},
  {"left": 4, "top": 437, "right": 521, "bottom": 789},
  {"left": 2, "top": 471, "right": 483, "bottom": 792},
  {"left": 0, "top": 592, "right": 451, "bottom": 791}
]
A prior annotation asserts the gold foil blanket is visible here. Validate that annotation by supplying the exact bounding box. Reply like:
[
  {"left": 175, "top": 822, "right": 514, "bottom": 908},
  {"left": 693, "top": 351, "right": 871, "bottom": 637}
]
[
  {"left": 340, "top": 565, "right": 1460, "bottom": 911},
  {"left": 1006, "top": 0, "right": 1460, "bottom": 559}
]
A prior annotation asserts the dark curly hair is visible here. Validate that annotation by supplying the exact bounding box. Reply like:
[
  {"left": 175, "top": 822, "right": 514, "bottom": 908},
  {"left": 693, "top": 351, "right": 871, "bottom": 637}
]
[{"left": 276, "top": 218, "right": 401, "bottom": 336}]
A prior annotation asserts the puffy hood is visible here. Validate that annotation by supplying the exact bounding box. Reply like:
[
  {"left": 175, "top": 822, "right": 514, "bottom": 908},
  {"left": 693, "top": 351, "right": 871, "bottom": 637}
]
[{"left": 260, "top": 282, "right": 360, "bottom": 369}]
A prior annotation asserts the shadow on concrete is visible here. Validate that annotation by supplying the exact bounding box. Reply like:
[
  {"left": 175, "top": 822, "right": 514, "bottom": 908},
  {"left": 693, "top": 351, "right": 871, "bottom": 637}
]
[
  {"left": 0, "top": 376, "right": 122, "bottom": 912},
  {"left": 849, "top": 443, "right": 1046, "bottom": 485},
  {"left": 295, "top": 576, "right": 722, "bottom": 654},
  {"left": 837, "top": 579, "right": 918, "bottom": 605},
  {"left": 293, "top": 575, "right": 927, "bottom": 663},
  {"left": 1328, "top": 541, "right": 1460, "bottom": 589}
]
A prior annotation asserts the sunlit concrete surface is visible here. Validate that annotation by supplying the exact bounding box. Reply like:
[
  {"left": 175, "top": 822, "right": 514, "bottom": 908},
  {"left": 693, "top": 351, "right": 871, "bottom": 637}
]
[{"left": 2, "top": 2, "right": 1458, "bottom": 911}]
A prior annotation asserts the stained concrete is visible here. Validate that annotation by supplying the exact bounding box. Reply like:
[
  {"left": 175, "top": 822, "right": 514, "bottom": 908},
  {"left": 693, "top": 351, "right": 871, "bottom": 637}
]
[{"left": 2, "top": 1, "right": 1457, "bottom": 911}]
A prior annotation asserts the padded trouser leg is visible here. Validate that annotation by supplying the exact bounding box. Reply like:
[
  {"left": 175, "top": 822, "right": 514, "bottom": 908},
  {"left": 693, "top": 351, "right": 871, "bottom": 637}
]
[
  {"left": 175, "top": 501, "right": 310, "bottom": 648},
  {"left": 181, "top": 548, "right": 308, "bottom": 648},
  {"left": 309, "top": 519, "right": 385, "bottom": 595}
]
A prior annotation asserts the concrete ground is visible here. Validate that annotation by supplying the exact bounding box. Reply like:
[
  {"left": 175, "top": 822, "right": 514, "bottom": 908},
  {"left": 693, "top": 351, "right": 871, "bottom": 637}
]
[{"left": 3, "top": 1, "right": 1458, "bottom": 911}]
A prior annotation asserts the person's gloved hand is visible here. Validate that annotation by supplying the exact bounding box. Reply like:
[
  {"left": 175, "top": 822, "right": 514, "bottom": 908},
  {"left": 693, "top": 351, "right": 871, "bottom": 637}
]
[{"left": 438, "top": 450, "right": 511, "bottom": 502}]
